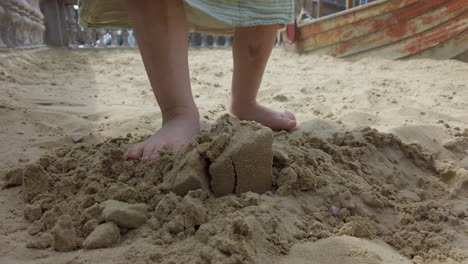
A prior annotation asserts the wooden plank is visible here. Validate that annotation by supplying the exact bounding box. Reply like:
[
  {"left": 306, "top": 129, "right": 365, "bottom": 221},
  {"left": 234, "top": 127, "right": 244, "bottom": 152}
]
[
  {"left": 297, "top": 0, "right": 420, "bottom": 38},
  {"left": 335, "top": 0, "right": 468, "bottom": 57},
  {"left": 346, "top": 12, "right": 468, "bottom": 60},
  {"left": 298, "top": 0, "right": 456, "bottom": 53},
  {"left": 307, "top": 0, "right": 467, "bottom": 56},
  {"left": 398, "top": 13, "right": 468, "bottom": 57},
  {"left": 346, "top": 0, "right": 354, "bottom": 9},
  {"left": 280, "top": 0, "right": 468, "bottom": 60},
  {"left": 404, "top": 30, "right": 468, "bottom": 60}
]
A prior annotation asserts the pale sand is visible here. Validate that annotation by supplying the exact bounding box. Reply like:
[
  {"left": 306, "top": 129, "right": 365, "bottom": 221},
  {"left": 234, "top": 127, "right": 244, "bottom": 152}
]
[{"left": 0, "top": 48, "right": 467, "bottom": 264}]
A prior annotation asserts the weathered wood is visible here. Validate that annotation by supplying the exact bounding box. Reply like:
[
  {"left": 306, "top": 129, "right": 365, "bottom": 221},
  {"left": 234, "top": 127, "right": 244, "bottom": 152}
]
[
  {"left": 297, "top": 0, "right": 420, "bottom": 39},
  {"left": 405, "top": 28, "right": 468, "bottom": 61},
  {"left": 347, "top": 12, "right": 468, "bottom": 60},
  {"left": 281, "top": 0, "right": 468, "bottom": 60},
  {"left": 299, "top": 0, "right": 466, "bottom": 54}
]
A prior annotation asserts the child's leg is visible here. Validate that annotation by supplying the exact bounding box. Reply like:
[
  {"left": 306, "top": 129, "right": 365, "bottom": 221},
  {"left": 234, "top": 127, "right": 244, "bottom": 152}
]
[
  {"left": 125, "top": 0, "right": 200, "bottom": 161},
  {"left": 231, "top": 25, "right": 296, "bottom": 131}
]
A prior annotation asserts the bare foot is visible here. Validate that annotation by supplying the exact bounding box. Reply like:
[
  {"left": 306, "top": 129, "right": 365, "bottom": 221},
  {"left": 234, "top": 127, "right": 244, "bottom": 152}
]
[
  {"left": 125, "top": 111, "right": 200, "bottom": 161},
  {"left": 231, "top": 103, "right": 296, "bottom": 131}
]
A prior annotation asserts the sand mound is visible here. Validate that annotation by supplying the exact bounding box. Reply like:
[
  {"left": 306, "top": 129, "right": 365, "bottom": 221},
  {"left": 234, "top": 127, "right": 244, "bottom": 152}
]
[
  {"left": 1, "top": 46, "right": 467, "bottom": 264},
  {"left": 282, "top": 236, "right": 412, "bottom": 264},
  {"left": 4, "top": 115, "right": 465, "bottom": 263}
]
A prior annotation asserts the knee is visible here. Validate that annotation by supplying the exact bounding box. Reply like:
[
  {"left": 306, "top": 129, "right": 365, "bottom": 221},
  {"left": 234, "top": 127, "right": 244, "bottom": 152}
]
[
  {"left": 245, "top": 27, "right": 278, "bottom": 59},
  {"left": 245, "top": 39, "right": 276, "bottom": 64},
  {"left": 247, "top": 41, "right": 267, "bottom": 59}
]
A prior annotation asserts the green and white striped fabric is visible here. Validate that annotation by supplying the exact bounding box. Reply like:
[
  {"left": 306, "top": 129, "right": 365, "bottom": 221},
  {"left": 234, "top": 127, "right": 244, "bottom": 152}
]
[
  {"left": 184, "top": 0, "right": 294, "bottom": 27},
  {"left": 79, "top": 0, "right": 294, "bottom": 33}
]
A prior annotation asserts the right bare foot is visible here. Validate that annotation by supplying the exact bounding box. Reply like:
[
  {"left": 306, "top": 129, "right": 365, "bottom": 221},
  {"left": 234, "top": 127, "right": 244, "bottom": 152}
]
[
  {"left": 231, "top": 102, "right": 297, "bottom": 131},
  {"left": 125, "top": 109, "right": 200, "bottom": 161}
]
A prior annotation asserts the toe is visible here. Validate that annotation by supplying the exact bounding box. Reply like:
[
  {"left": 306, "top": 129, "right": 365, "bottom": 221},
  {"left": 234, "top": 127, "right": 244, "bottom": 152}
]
[
  {"left": 285, "top": 119, "right": 297, "bottom": 131},
  {"left": 282, "top": 112, "right": 297, "bottom": 131},
  {"left": 125, "top": 143, "right": 144, "bottom": 160},
  {"left": 165, "top": 140, "right": 185, "bottom": 152},
  {"left": 150, "top": 153, "right": 160, "bottom": 160},
  {"left": 149, "top": 144, "right": 163, "bottom": 161},
  {"left": 284, "top": 111, "right": 296, "bottom": 121},
  {"left": 141, "top": 143, "right": 157, "bottom": 162}
]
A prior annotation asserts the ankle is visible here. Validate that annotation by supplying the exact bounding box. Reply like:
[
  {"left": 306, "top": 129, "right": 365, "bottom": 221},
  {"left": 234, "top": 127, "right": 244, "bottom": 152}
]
[
  {"left": 161, "top": 105, "right": 199, "bottom": 124},
  {"left": 230, "top": 99, "right": 257, "bottom": 116}
]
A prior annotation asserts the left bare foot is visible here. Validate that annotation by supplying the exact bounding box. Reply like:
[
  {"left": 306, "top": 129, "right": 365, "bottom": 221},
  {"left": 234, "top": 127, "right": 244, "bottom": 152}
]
[
  {"left": 231, "top": 102, "right": 296, "bottom": 131},
  {"left": 125, "top": 108, "right": 200, "bottom": 161}
]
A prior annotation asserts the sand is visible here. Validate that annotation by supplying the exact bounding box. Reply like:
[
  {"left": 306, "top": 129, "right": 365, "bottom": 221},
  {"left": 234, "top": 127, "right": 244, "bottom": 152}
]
[{"left": 0, "top": 47, "right": 467, "bottom": 264}]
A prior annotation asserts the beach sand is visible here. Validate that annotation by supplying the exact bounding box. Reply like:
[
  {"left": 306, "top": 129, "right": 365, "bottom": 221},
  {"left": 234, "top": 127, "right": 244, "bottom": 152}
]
[{"left": 0, "top": 47, "right": 467, "bottom": 264}]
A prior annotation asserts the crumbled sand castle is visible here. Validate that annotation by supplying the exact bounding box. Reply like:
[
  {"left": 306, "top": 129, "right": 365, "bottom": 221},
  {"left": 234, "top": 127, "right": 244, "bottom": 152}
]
[
  {"left": 160, "top": 119, "right": 274, "bottom": 197},
  {"left": 5, "top": 115, "right": 466, "bottom": 263}
]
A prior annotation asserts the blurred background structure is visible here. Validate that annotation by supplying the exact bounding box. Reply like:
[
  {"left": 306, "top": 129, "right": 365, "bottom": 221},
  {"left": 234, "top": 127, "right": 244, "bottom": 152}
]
[
  {"left": 1, "top": 0, "right": 368, "bottom": 50},
  {"left": 0, "top": 0, "right": 46, "bottom": 49},
  {"left": 294, "top": 0, "right": 378, "bottom": 18},
  {"left": 284, "top": 0, "right": 468, "bottom": 61},
  {"left": 0, "top": 0, "right": 466, "bottom": 61},
  {"left": 0, "top": 0, "right": 239, "bottom": 49}
]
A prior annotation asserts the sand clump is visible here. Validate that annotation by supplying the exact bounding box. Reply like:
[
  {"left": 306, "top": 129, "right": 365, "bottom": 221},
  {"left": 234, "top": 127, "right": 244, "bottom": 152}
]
[
  {"left": 284, "top": 236, "right": 412, "bottom": 264},
  {"left": 22, "top": 164, "right": 49, "bottom": 202},
  {"left": 160, "top": 121, "right": 274, "bottom": 197},
  {"left": 83, "top": 222, "right": 120, "bottom": 249},
  {"left": 52, "top": 214, "right": 80, "bottom": 252},
  {"left": 5, "top": 114, "right": 465, "bottom": 263},
  {"left": 2, "top": 168, "right": 23, "bottom": 188},
  {"left": 101, "top": 199, "right": 147, "bottom": 229},
  {"left": 209, "top": 123, "right": 273, "bottom": 196}
]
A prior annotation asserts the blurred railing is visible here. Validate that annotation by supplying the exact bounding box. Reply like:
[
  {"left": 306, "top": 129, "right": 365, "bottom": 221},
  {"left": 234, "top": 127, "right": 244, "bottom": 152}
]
[
  {"left": 1, "top": 0, "right": 378, "bottom": 51},
  {"left": 63, "top": 2, "right": 232, "bottom": 48},
  {"left": 0, "top": 0, "right": 237, "bottom": 50},
  {"left": 63, "top": 2, "right": 233, "bottom": 48},
  {"left": 189, "top": 33, "right": 233, "bottom": 48}
]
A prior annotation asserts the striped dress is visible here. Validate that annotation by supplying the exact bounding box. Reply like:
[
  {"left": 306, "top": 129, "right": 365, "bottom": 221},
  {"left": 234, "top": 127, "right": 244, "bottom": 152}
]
[{"left": 79, "top": 0, "right": 294, "bottom": 35}]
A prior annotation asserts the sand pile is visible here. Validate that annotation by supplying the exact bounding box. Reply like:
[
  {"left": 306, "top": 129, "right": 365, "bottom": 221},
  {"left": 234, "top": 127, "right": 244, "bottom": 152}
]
[
  {"left": 1, "top": 48, "right": 467, "bottom": 263},
  {"left": 3, "top": 114, "right": 466, "bottom": 263}
]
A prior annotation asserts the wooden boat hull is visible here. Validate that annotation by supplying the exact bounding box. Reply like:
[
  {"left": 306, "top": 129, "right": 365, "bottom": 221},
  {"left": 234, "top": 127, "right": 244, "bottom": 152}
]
[{"left": 281, "top": 0, "right": 468, "bottom": 61}]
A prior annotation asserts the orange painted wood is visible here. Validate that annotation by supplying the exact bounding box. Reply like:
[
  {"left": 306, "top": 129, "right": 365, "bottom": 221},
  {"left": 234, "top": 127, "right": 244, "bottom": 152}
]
[
  {"left": 281, "top": 0, "right": 468, "bottom": 60},
  {"left": 405, "top": 29, "right": 468, "bottom": 60},
  {"left": 398, "top": 13, "right": 467, "bottom": 57},
  {"left": 298, "top": 0, "right": 420, "bottom": 38},
  {"left": 307, "top": 0, "right": 466, "bottom": 55},
  {"left": 350, "top": 13, "right": 468, "bottom": 59},
  {"left": 299, "top": 0, "right": 456, "bottom": 53},
  {"left": 348, "top": 12, "right": 468, "bottom": 60}
]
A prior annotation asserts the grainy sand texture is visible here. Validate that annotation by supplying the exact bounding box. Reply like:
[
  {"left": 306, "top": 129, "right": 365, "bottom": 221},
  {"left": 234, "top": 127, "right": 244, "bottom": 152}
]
[{"left": 0, "top": 48, "right": 467, "bottom": 264}]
